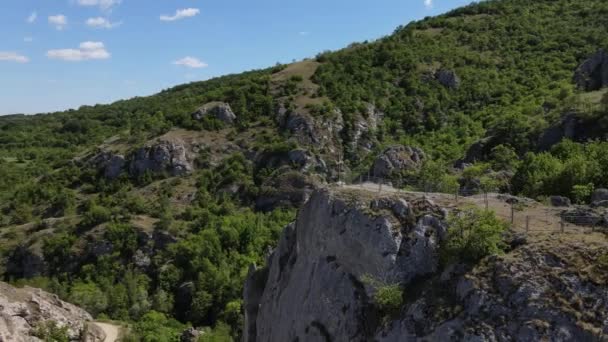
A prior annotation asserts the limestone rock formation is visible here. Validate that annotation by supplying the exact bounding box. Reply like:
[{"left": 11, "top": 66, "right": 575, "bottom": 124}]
[
  {"left": 435, "top": 69, "right": 461, "bottom": 89},
  {"left": 245, "top": 187, "right": 608, "bottom": 341},
  {"left": 0, "top": 282, "right": 99, "bottom": 341},
  {"left": 276, "top": 105, "right": 344, "bottom": 149},
  {"left": 129, "top": 139, "right": 194, "bottom": 177},
  {"left": 378, "top": 239, "right": 608, "bottom": 341},
  {"left": 349, "top": 103, "right": 383, "bottom": 152},
  {"left": 89, "top": 151, "right": 126, "bottom": 180},
  {"left": 192, "top": 102, "right": 237, "bottom": 124},
  {"left": 371, "top": 145, "right": 425, "bottom": 179},
  {"left": 574, "top": 49, "right": 608, "bottom": 91},
  {"left": 255, "top": 170, "right": 317, "bottom": 212},
  {"left": 244, "top": 188, "right": 447, "bottom": 341}
]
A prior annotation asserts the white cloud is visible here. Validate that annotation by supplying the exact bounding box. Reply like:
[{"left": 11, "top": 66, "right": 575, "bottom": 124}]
[
  {"left": 424, "top": 0, "right": 433, "bottom": 9},
  {"left": 76, "top": 0, "right": 122, "bottom": 11},
  {"left": 26, "top": 12, "right": 37, "bottom": 24},
  {"left": 47, "top": 41, "right": 110, "bottom": 61},
  {"left": 160, "top": 8, "right": 200, "bottom": 22},
  {"left": 86, "top": 17, "right": 121, "bottom": 29},
  {"left": 173, "top": 57, "right": 207, "bottom": 69},
  {"left": 24, "top": 37, "right": 33, "bottom": 43},
  {"left": 0, "top": 52, "right": 29, "bottom": 63},
  {"left": 49, "top": 15, "right": 68, "bottom": 30}
]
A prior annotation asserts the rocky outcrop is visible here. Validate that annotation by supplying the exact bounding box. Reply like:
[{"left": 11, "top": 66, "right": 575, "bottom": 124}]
[
  {"left": 592, "top": 188, "right": 608, "bottom": 204},
  {"left": 0, "top": 282, "right": 98, "bottom": 341},
  {"left": 276, "top": 104, "right": 344, "bottom": 150},
  {"left": 574, "top": 49, "right": 608, "bottom": 91},
  {"left": 378, "top": 239, "right": 608, "bottom": 341},
  {"left": 371, "top": 145, "right": 425, "bottom": 179},
  {"left": 129, "top": 139, "right": 194, "bottom": 177},
  {"left": 246, "top": 187, "right": 608, "bottom": 341},
  {"left": 255, "top": 170, "right": 317, "bottom": 211},
  {"left": 537, "top": 113, "right": 578, "bottom": 151},
  {"left": 6, "top": 245, "right": 47, "bottom": 279},
  {"left": 457, "top": 136, "right": 495, "bottom": 166},
  {"left": 254, "top": 148, "right": 328, "bottom": 176},
  {"left": 245, "top": 188, "right": 447, "bottom": 341},
  {"left": 435, "top": 69, "right": 461, "bottom": 89},
  {"left": 550, "top": 196, "right": 571, "bottom": 207},
  {"left": 192, "top": 102, "right": 236, "bottom": 125},
  {"left": 89, "top": 151, "right": 126, "bottom": 180},
  {"left": 349, "top": 104, "right": 383, "bottom": 153}
]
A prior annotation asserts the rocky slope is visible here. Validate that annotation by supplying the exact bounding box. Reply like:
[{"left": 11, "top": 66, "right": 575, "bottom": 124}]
[
  {"left": 0, "top": 281, "right": 105, "bottom": 341},
  {"left": 244, "top": 188, "right": 608, "bottom": 341}
]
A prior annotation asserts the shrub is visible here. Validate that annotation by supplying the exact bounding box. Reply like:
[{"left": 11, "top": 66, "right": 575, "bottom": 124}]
[
  {"left": 374, "top": 284, "right": 403, "bottom": 318},
  {"left": 572, "top": 183, "right": 594, "bottom": 204},
  {"left": 440, "top": 208, "right": 508, "bottom": 266},
  {"left": 32, "top": 321, "right": 70, "bottom": 342},
  {"left": 361, "top": 275, "right": 403, "bottom": 320}
]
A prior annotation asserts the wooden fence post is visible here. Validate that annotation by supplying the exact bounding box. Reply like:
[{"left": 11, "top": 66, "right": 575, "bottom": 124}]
[
  {"left": 484, "top": 191, "right": 489, "bottom": 210},
  {"left": 510, "top": 203, "right": 515, "bottom": 225}
]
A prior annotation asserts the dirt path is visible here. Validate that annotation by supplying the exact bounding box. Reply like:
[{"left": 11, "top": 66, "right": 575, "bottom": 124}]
[{"left": 92, "top": 322, "right": 121, "bottom": 342}]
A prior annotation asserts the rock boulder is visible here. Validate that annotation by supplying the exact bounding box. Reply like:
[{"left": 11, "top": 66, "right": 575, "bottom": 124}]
[
  {"left": 436, "top": 69, "right": 461, "bottom": 89},
  {"left": 371, "top": 145, "right": 425, "bottom": 179},
  {"left": 574, "top": 49, "right": 608, "bottom": 91},
  {"left": 89, "top": 151, "right": 126, "bottom": 180},
  {"left": 0, "top": 282, "right": 95, "bottom": 341},
  {"left": 192, "top": 102, "right": 236, "bottom": 125},
  {"left": 550, "top": 196, "right": 571, "bottom": 207},
  {"left": 129, "top": 139, "right": 194, "bottom": 177},
  {"left": 591, "top": 188, "right": 608, "bottom": 204}
]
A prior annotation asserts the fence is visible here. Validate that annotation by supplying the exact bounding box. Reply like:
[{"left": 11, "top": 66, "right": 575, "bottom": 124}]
[{"left": 342, "top": 176, "right": 606, "bottom": 236}]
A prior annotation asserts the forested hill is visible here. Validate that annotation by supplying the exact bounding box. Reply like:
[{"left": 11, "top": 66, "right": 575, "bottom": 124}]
[{"left": 3, "top": 0, "right": 608, "bottom": 340}]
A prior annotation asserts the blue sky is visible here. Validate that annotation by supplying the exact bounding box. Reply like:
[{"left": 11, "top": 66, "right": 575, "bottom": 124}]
[{"left": 0, "top": 0, "right": 472, "bottom": 115}]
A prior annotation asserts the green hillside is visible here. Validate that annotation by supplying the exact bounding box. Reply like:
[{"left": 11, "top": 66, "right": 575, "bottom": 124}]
[{"left": 3, "top": 0, "right": 608, "bottom": 339}]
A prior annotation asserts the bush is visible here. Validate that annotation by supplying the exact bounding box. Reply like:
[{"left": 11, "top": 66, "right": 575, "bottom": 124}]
[
  {"left": 374, "top": 284, "right": 403, "bottom": 318},
  {"left": 361, "top": 275, "right": 403, "bottom": 320},
  {"left": 572, "top": 183, "right": 594, "bottom": 204},
  {"left": 127, "top": 311, "right": 186, "bottom": 342},
  {"left": 441, "top": 208, "right": 508, "bottom": 265},
  {"left": 32, "top": 321, "right": 70, "bottom": 342}
]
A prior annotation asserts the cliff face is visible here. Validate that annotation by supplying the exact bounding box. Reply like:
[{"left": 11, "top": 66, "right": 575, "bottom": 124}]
[
  {"left": 244, "top": 188, "right": 447, "bottom": 342},
  {"left": 244, "top": 188, "right": 608, "bottom": 342}
]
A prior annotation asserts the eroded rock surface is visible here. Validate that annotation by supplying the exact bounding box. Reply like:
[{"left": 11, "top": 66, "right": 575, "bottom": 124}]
[
  {"left": 371, "top": 145, "right": 425, "bottom": 179},
  {"left": 192, "top": 102, "right": 237, "bottom": 124},
  {"left": 129, "top": 139, "right": 194, "bottom": 177},
  {"left": 245, "top": 188, "right": 447, "bottom": 342},
  {"left": 245, "top": 188, "right": 608, "bottom": 342},
  {"left": 89, "top": 151, "right": 126, "bottom": 180},
  {"left": 378, "top": 239, "right": 608, "bottom": 341},
  {"left": 0, "top": 282, "right": 98, "bottom": 341},
  {"left": 574, "top": 49, "right": 608, "bottom": 91}
]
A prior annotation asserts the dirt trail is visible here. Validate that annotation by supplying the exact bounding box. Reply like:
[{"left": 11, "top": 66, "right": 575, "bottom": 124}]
[{"left": 92, "top": 322, "right": 121, "bottom": 342}]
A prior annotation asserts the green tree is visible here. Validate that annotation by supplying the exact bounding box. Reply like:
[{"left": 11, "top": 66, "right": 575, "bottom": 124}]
[{"left": 441, "top": 209, "right": 508, "bottom": 265}]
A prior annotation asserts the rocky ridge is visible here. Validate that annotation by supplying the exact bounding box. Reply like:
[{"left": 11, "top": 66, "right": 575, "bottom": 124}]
[{"left": 244, "top": 187, "right": 608, "bottom": 342}]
